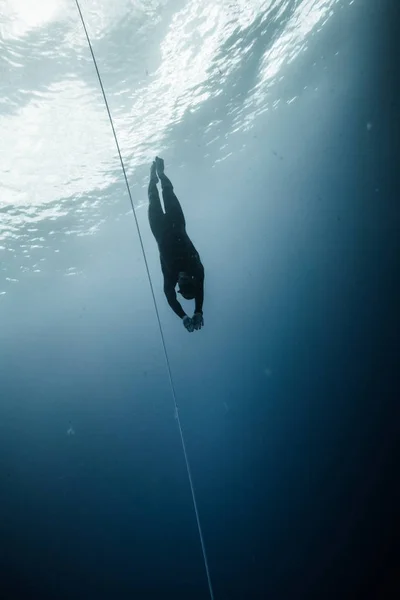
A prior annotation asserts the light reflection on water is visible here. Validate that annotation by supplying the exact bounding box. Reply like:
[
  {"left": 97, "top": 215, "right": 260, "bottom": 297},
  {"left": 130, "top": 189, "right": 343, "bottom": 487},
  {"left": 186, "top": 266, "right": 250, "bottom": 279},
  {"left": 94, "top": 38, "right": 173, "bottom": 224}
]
[{"left": 0, "top": 0, "right": 339, "bottom": 287}]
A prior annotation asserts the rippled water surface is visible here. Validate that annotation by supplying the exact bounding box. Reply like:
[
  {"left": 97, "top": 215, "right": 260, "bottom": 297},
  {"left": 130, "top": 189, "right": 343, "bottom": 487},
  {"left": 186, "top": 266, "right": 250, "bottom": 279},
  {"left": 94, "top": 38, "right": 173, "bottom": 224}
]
[{"left": 1, "top": 0, "right": 338, "bottom": 286}]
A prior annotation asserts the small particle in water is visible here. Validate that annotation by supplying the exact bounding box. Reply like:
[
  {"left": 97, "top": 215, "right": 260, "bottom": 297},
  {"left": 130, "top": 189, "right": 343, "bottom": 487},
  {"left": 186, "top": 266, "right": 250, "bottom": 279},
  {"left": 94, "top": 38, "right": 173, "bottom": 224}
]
[
  {"left": 264, "top": 367, "right": 272, "bottom": 378},
  {"left": 366, "top": 122, "right": 373, "bottom": 131},
  {"left": 67, "top": 427, "right": 75, "bottom": 436}
]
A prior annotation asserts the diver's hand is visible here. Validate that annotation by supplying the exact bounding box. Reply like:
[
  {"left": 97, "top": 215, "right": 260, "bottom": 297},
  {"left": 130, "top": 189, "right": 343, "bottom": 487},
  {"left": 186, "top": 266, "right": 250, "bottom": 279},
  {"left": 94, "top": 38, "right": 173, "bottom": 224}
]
[
  {"left": 192, "top": 312, "right": 204, "bottom": 331},
  {"left": 183, "top": 316, "right": 194, "bottom": 332}
]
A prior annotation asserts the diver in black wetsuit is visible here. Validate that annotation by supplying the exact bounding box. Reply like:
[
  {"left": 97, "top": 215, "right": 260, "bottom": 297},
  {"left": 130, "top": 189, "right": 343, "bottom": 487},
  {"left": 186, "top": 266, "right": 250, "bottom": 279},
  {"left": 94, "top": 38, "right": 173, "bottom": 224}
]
[{"left": 148, "top": 156, "right": 205, "bottom": 333}]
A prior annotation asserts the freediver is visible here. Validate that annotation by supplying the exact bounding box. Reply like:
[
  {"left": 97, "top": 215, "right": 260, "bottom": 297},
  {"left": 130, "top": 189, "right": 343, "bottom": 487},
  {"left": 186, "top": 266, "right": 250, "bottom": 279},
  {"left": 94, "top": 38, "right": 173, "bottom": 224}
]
[{"left": 148, "top": 156, "right": 204, "bottom": 332}]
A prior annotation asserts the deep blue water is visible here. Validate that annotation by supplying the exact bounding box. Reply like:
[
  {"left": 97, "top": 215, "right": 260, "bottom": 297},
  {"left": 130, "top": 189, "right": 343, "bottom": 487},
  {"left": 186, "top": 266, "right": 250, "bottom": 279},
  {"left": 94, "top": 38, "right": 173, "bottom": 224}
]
[{"left": 0, "top": 1, "right": 398, "bottom": 599}]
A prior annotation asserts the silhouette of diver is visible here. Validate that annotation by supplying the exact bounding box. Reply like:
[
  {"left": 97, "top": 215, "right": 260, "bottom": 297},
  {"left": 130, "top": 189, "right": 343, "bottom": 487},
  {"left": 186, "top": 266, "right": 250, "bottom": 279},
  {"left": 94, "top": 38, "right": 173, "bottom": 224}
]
[{"left": 148, "top": 156, "right": 204, "bottom": 332}]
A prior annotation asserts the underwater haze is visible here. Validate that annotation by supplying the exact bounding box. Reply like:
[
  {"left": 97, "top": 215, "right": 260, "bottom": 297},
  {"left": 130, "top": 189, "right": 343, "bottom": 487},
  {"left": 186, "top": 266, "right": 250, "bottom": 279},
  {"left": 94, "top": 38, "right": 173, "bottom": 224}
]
[{"left": 0, "top": 0, "right": 399, "bottom": 599}]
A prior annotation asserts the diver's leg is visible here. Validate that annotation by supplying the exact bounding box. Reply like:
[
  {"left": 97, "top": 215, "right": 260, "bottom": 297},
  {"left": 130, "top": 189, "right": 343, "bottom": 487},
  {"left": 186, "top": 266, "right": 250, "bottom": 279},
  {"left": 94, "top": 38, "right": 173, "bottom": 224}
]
[
  {"left": 155, "top": 157, "right": 186, "bottom": 228},
  {"left": 148, "top": 162, "right": 164, "bottom": 240}
]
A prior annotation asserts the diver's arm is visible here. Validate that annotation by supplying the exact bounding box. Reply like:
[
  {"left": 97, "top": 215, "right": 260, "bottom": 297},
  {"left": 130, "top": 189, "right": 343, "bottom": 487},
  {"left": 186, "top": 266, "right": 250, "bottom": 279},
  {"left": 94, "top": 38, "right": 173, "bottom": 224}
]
[
  {"left": 164, "top": 277, "right": 186, "bottom": 319},
  {"left": 194, "top": 264, "right": 204, "bottom": 314}
]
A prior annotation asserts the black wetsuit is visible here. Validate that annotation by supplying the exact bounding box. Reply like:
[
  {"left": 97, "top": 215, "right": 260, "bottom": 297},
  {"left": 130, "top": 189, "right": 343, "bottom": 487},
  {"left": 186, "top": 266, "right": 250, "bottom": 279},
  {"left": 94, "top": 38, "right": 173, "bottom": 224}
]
[{"left": 148, "top": 173, "right": 204, "bottom": 319}]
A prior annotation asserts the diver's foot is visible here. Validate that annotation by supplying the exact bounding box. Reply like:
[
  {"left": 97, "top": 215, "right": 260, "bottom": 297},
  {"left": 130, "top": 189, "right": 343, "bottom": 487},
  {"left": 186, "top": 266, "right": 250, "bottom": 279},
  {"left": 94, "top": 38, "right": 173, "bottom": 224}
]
[
  {"left": 150, "top": 161, "right": 159, "bottom": 183},
  {"left": 155, "top": 156, "right": 165, "bottom": 176}
]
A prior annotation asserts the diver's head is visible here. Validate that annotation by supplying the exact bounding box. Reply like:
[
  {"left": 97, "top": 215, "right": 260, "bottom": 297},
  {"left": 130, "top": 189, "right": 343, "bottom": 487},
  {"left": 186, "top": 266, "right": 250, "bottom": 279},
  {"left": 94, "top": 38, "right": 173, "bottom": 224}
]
[{"left": 177, "top": 272, "right": 196, "bottom": 300}]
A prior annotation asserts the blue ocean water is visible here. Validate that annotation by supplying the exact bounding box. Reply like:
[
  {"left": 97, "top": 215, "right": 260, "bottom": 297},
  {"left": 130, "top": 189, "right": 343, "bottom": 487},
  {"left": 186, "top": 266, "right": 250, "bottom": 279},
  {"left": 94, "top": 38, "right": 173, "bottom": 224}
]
[{"left": 0, "top": 0, "right": 398, "bottom": 598}]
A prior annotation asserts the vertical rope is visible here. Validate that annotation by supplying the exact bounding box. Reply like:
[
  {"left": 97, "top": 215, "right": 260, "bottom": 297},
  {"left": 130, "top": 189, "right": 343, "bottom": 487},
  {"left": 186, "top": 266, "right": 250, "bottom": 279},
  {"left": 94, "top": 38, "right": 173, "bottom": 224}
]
[{"left": 74, "top": 2, "right": 214, "bottom": 598}]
